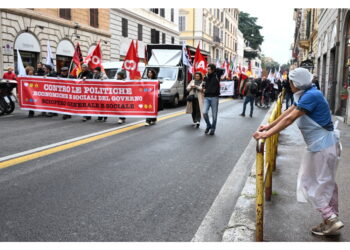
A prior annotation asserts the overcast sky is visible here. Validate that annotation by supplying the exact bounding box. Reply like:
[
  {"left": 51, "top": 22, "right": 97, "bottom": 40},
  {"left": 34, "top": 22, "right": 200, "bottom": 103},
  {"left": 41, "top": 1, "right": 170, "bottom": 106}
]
[{"left": 240, "top": 7, "right": 295, "bottom": 65}]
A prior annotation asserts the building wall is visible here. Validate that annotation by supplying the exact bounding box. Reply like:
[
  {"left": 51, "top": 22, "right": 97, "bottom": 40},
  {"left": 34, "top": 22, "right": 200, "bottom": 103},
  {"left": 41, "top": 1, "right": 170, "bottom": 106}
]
[
  {"left": 317, "top": 9, "right": 338, "bottom": 106},
  {"left": 179, "top": 8, "right": 239, "bottom": 64},
  {"left": 33, "top": 9, "right": 110, "bottom": 32},
  {"left": 0, "top": 8, "right": 111, "bottom": 75},
  {"left": 110, "top": 8, "right": 179, "bottom": 61}
]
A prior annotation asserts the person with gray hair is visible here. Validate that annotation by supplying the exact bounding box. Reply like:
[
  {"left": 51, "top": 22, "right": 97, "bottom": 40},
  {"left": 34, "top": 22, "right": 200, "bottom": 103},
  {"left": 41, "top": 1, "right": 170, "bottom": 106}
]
[{"left": 253, "top": 67, "right": 344, "bottom": 236}]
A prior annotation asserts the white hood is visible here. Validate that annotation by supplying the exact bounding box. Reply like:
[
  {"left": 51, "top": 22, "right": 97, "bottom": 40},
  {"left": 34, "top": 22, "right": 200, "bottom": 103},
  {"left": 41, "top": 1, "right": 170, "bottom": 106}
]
[{"left": 148, "top": 49, "right": 182, "bottom": 66}]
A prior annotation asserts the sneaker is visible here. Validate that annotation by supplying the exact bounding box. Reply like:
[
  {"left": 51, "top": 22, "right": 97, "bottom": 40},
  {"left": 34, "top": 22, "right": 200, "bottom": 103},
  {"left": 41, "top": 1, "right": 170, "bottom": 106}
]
[
  {"left": 118, "top": 118, "right": 125, "bottom": 124},
  {"left": 205, "top": 127, "right": 210, "bottom": 134},
  {"left": 311, "top": 216, "right": 344, "bottom": 236},
  {"left": 209, "top": 129, "right": 215, "bottom": 135},
  {"left": 250, "top": 114, "right": 253, "bottom": 118},
  {"left": 145, "top": 121, "right": 151, "bottom": 126},
  {"left": 103, "top": 117, "right": 108, "bottom": 122},
  {"left": 195, "top": 122, "right": 200, "bottom": 128},
  {"left": 150, "top": 121, "right": 156, "bottom": 125},
  {"left": 240, "top": 113, "right": 245, "bottom": 117}
]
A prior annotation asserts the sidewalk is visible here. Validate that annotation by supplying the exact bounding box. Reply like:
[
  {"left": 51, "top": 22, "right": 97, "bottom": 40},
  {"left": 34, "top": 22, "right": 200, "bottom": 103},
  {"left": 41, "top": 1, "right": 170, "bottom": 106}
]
[{"left": 223, "top": 114, "right": 350, "bottom": 242}]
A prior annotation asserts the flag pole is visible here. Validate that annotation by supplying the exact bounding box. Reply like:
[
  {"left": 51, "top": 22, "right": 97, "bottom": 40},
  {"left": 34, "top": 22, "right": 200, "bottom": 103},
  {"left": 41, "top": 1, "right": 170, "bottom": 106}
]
[{"left": 67, "top": 59, "right": 74, "bottom": 78}]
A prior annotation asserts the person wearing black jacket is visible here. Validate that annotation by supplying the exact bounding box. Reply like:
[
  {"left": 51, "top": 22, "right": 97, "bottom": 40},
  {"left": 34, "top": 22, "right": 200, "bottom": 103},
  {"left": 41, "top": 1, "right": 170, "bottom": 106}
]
[
  {"left": 35, "top": 62, "right": 45, "bottom": 76},
  {"left": 203, "top": 64, "right": 220, "bottom": 135},
  {"left": 283, "top": 77, "right": 294, "bottom": 110},
  {"left": 78, "top": 64, "right": 93, "bottom": 121}
]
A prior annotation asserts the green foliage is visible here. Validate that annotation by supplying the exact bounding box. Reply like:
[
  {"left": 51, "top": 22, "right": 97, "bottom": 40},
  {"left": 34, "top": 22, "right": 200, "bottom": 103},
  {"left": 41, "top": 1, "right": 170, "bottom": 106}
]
[
  {"left": 244, "top": 51, "right": 258, "bottom": 59},
  {"left": 238, "top": 12, "right": 264, "bottom": 50}
]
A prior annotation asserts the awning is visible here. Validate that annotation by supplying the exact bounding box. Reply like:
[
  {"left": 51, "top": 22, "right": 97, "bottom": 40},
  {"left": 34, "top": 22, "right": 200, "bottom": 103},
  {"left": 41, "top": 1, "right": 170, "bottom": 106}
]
[
  {"left": 14, "top": 32, "right": 40, "bottom": 52},
  {"left": 148, "top": 49, "right": 182, "bottom": 66},
  {"left": 57, "top": 40, "right": 74, "bottom": 57}
]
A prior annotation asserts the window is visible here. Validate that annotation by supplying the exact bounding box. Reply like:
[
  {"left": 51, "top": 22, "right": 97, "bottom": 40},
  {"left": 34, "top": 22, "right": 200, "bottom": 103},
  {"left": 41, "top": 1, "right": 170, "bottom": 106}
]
[
  {"left": 221, "top": 12, "right": 224, "bottom": 22},
  {"left": 171, "top": 8, "right": 174, "bottom": 22},
  {"left": 150, "top": 8, "right": 159, "bottom": 14},
  {"left": 59, "top": 9, "right": 71, "bottom": 20},
  {"left": 138, "top": 24, "right": 143, "bottom": 41},
  {"left": 90, "top": 9, "right": 98, "bottom": 28},
  {"left": 151, "top": 29, "right": 160, "bottom": 44},
  {"left": 162, "top": 33, "right": 166, "bottom": 44},
  {"left": 217, "top": 9, "right": 220, "bottom": 19},
  {"left": 179, "top": 16, "right": 186, "bottom": 32},
  {"left": 306, "top": 11, "right": 311, "bottom": 39},
  {"left": 122, "top": 18, "right": 128, "bottom": 37},
  {"left": 160, "top": 8, "right": 165, "bottom": 18},
  {"left": 171, "top": 37, "right": 175, "bottom": 44}
]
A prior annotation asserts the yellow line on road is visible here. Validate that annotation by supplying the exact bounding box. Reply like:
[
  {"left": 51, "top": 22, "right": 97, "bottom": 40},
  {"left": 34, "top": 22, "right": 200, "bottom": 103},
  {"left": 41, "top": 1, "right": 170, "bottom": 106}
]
[{"left": 0, "top": 98, "right": 234, "bottom": 170}]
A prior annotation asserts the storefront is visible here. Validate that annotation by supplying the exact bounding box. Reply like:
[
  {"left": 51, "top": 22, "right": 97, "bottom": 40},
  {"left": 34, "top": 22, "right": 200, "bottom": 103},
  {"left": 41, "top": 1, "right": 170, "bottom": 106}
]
[
  {"left": 56, "top": 40, "right": 75, "bottom": 74},
  {"left": 14, "top": 32, "right": 41, "bottom": 73}
]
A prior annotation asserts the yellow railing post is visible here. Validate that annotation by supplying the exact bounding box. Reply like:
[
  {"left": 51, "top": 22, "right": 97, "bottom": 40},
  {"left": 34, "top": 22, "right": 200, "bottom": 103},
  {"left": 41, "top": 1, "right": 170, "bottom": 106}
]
[{"left": 256, "top": 139, "right": 265, "bottom": 242}]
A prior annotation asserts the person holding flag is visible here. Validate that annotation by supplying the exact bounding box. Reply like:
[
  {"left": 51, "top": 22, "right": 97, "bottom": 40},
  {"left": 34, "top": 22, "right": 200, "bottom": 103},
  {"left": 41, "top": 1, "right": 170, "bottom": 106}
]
[
  {"left": 122, "top": 40, "right": 141, "bottom": 80},
  {"left": 70, "top": 43, "right": 84, "bottom": 78}
]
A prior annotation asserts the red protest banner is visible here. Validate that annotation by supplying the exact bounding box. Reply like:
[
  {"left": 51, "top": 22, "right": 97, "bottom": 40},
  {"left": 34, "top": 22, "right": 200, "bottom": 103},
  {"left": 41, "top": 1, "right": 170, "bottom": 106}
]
[{"left": 17, "top": 76, "right": 159, "bottom": 118}]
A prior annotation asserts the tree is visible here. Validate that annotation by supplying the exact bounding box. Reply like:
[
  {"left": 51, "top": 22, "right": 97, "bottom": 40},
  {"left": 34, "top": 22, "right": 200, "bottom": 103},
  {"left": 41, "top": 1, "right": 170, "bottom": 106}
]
[
  {"left": 261, "top": 55, "right": 279, "bottom": 73},
  {"left": 238, "top": 12, "right": 264, "bottom": 51}
]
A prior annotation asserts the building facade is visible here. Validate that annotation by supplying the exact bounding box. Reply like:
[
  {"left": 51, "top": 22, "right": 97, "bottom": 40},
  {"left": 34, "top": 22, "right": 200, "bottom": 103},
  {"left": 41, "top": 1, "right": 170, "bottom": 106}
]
[
  {"left": 0, "top": 8, "right": 111, "bottom": 75},
  {"left": 110, "top": 8, "right": 179, "bottom": 62},
  {"left": 179, "top": 8, "right": 239, "bottom": 64},
  {"left": 292, "top": 8, "right": 350, "bottom": 124}
]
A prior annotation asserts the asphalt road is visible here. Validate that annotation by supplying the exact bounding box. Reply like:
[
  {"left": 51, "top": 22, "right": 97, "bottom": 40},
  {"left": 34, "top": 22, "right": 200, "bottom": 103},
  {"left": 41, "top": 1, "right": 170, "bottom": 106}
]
[{"left": 0, "top": 98, "right": 267, "bottom": 241}]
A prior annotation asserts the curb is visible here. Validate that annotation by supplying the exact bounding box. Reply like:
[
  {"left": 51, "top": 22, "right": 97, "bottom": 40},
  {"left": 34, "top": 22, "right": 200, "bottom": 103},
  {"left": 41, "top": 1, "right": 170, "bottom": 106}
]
[{"left": 222, "top": 104, "right": 275, "bottom": 242}]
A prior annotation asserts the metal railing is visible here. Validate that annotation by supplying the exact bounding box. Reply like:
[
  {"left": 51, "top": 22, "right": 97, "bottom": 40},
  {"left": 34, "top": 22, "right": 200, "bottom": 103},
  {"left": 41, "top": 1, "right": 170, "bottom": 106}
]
[{"left": 255, "top": 90, "right": 285, "bottom": 242}]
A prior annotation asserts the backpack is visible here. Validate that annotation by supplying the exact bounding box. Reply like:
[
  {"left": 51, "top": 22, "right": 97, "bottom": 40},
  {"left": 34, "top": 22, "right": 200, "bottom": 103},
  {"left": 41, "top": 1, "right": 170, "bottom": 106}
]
[{"left": 249, "top": 82, "right": 258, "bottom": 95}]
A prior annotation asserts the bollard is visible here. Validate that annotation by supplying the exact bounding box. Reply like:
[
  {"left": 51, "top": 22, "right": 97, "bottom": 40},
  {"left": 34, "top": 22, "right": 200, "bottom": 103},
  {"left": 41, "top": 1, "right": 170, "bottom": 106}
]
[
  {"left": 256, "top": 139, "right": 265, "bottom": 242},
  {"left": 265, "top": 136, "right": 272, "bottom": 201}
]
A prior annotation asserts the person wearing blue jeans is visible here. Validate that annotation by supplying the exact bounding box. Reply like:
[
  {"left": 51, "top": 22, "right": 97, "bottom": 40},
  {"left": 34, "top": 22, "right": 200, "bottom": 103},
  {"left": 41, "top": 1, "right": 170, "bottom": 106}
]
[
  {"left": 203, "top": 97, "right": 219, "bottom": 134},
  {"left": 203, "top": 64, "right": 220, "bottom": 135},
  {"left": 241, "top": 96, "right": 254, "bottom": 117}
]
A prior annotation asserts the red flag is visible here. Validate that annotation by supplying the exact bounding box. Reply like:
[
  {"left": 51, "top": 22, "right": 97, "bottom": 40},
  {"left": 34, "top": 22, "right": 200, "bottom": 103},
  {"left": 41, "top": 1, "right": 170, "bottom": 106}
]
[
  {"left": 85, "top": 41, "right": 104, "bottom": 71},
  {"left": 123, "top": 40, "right": 141, "bottom": 80},
  {"left": 71, "top": 43, "right": 83, "bottom": 77},
  {"left": 193, "top": 43, "right": 208, "bottom": 76}
]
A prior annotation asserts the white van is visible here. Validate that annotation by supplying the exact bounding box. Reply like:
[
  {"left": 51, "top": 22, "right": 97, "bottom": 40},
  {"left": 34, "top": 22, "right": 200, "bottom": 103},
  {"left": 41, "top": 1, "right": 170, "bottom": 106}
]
[{"left": 102, "top": 61, "right": 145, "bottom": 79}]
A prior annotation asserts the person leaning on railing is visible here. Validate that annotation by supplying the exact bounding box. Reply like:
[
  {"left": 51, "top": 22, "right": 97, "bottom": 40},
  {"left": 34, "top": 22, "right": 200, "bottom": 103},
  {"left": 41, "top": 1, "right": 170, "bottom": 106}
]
[{"left": 253, "top": 67, "right": 344, "bottom": 237}]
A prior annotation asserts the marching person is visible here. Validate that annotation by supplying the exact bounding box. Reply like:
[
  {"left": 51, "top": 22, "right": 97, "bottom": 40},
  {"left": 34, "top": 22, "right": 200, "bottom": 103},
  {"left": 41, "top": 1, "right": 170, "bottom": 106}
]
[
  {"left": 93, "top": 67, "right": 109, "bottom": 122},
  {"left": 2, "top": 67, "right": 17, "bottom": 80},
  {"left": 35, "top": 62, "right": 45, "bottom": 76},
  {"left": 43, "top": 64, "right": 58, "bottom": 117},
  {"left": 240, "top": 76, "right": 258, "bottom": 118},
  {"left": 78, "top": 64, "right": 93, "bottom": 122},
  {"left": 203, "top": 64, "right": 220, "bottom": 135},
  {"left": 43, "top": 64, "right": 57, "bottom": 77},
  {"left": 114, "top": 71, "right": 127, "bottom": 124},
  {"left": 186, "top": 72, "right": 204, "bottom": 128},
  {"left": 25, "top": 66, "right": 36, "bottom": 118},
  {"left": 253, "top": 68, "right": 344, "bottom": 236},
  {"left": 283, "top": 76, "right": 294, "bottom": 110},
  {"left": 59, "top": 67, "right": 73, "bottom": 120},
  {"left": 145, "top": 69, "right": 162, "bottom": 126}
]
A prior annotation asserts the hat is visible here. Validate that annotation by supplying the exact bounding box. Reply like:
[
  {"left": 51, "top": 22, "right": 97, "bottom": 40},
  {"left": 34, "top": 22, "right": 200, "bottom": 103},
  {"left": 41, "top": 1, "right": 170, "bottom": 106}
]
[
  {"left": 288, "top": 68, "right": 313, "bottom": 90},
  {"left": 44, "top": 64, "right": 52, "bottom": 70},
  {"left": 61, "top": 67, "right": 68, "bottom": 71}
]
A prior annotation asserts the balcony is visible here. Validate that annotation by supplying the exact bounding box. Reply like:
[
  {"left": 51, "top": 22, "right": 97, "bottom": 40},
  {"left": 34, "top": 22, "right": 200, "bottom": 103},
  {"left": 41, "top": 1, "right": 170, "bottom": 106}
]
[
  {"left": 213, "top": 36, "right": 221, "bottom": 43},
  {"left": 298, "top": 39, "right": 310, "bottom": 49}
]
